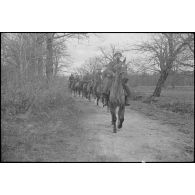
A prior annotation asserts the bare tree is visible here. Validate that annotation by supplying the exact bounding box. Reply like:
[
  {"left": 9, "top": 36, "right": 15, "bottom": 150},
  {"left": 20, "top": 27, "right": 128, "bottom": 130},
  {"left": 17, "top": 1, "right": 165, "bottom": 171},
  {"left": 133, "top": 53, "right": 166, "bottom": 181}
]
[
  {"left": 134, "top": 33, "right": 194, "bottom": 97},
  {"left": 45, "top": 33, "right": 54, "bottom": 81},
  {"left": 45, "top": 33, "right": 88, "bottom": 82},
  {"left": 36, "top": 33, "right": 45, "bottom": 78},
  {"left": 53, "top": 38, "right": 71, "bottom": 77}
]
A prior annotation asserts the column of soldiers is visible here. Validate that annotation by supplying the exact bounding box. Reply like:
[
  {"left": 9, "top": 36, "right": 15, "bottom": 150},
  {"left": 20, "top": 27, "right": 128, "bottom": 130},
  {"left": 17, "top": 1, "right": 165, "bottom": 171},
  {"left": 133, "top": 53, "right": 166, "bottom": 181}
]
[{"left": 69, "top": 51, "right": 131, "bottom": 105}]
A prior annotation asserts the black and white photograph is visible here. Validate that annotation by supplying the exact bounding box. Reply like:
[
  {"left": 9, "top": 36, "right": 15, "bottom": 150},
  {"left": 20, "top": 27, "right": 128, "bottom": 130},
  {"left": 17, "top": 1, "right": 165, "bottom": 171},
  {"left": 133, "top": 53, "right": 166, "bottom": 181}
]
[
  {"left": 1, "top": 33, "right": 194, "bottom": 162},
  {"left": 1, "top": 1, "right": 195, "bottom": 195}
]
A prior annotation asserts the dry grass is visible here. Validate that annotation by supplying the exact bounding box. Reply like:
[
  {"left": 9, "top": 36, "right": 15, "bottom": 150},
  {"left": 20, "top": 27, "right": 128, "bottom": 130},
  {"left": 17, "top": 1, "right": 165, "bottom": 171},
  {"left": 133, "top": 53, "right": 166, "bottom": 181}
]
[
  {"left": 1, "top": 77, "right": 83, "bottom": 162},
  {"left": 130, "top": 86, "right": 194, "bottom": 115},
  {"left": 1, "top": 77, "right": 72, "bottom": 119}
]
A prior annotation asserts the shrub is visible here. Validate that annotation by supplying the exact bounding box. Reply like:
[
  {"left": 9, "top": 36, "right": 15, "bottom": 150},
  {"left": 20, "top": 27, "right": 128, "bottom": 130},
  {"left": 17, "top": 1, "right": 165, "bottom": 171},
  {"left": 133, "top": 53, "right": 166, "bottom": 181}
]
[
  {"left": 1, "top": 77, "right": 69, "bottom": 118},
  {"left": 30, "top": 78, "right": 71, "bottom": 115},
  {"left": 1, "top": 82, "right": 35, "bottom": 116}
]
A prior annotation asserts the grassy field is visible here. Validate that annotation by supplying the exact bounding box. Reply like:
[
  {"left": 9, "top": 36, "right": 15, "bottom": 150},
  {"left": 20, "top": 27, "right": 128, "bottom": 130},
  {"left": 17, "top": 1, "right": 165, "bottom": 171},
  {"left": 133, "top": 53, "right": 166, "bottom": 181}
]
[
  {"left": 133, "top": 86, "right": 194, "bottom": 103},
  {"left": 131, "top": 86, "right": 194, "bottom": 115}
]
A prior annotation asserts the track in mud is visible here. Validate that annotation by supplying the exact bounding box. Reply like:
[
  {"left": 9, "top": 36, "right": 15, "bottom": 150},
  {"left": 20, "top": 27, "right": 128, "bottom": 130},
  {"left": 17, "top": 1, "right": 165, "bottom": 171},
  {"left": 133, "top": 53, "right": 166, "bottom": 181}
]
[{"left": 74, "top": 96, "right": 193, "bottom": 162}]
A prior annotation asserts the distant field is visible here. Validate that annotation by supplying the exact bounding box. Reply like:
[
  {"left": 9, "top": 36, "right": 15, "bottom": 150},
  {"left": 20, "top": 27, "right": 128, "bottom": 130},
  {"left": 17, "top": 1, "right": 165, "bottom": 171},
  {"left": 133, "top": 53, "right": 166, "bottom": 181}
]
[
  {"left": 131, "top": 86, "right": 194, "bottom": 115},
  {"left": 133, "top": 86, "right": 194, "bottom": 104}
]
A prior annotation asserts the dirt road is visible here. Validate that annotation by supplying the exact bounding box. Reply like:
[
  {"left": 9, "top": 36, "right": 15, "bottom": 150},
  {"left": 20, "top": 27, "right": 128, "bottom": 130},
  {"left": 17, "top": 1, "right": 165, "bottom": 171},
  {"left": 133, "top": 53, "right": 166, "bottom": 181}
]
[
  {"left": 73, "top": 97, "right": 193, "bottom": 162},
  {"left": 2, "top": 94, "right": 193, "bottom": 162}
]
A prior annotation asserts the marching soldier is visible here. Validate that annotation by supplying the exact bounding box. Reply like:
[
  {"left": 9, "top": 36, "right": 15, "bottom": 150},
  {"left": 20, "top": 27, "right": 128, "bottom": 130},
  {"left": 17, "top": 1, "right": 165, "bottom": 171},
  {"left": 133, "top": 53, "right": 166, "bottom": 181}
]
[
  {"left": 69, "top": 73, "right": 74, "bottom": 87},
  {"left": 74, "top": 73, "right": 79, "bottom": 82},
  {"left": 69, "top": 73, "right": 74, "bottom": 82},
  {"left": 93, "top": 68, "right": 102, "bottom": 93},
  {"left": 83, "top": 72, "right": 91, "bottom": 83},
  {"left": 102, "top": 51, "right": 131, "bottom": 106}
]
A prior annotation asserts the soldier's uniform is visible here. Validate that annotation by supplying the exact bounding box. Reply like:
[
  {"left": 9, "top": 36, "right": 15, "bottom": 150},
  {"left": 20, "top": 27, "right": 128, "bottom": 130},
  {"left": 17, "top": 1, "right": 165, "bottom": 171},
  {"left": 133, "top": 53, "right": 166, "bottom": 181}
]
[
  {"left": 69, "top": 74, "right": 74, "bottom": 81},
  {"left": 102, "top": 51, "right": 131, "bottom": 105},
  {"left": 75, "top": 74, "right": 79, "bottom": 82},
  {"left": 69, "top": 74, "right": 74, "bottom": 87},
  {"left": 83, "top": 73, "right": 91, "bottom": 83},
  {"left": 93, "top": 69, "right": 102, "bottom": 91}
]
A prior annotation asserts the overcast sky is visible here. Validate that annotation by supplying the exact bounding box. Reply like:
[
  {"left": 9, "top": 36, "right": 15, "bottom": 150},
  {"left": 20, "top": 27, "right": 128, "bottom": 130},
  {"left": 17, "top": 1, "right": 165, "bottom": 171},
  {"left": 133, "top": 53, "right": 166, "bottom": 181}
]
[{"left": 66, "top": 33, "right": 151, "bottom": 72}]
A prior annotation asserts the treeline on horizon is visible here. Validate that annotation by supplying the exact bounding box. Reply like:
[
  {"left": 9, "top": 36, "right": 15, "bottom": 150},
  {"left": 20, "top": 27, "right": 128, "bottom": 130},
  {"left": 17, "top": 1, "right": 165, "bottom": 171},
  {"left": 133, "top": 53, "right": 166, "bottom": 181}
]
[{"left": 127, "top": 71, "right": 194, "bottom": 87}]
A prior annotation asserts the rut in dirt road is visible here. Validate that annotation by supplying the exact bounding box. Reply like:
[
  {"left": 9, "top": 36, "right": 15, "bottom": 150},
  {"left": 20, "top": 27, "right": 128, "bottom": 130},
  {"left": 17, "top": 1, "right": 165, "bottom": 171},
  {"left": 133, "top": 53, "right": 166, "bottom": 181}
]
[{"left": 74, "top": 96, "right": 194, "bottom": 162}]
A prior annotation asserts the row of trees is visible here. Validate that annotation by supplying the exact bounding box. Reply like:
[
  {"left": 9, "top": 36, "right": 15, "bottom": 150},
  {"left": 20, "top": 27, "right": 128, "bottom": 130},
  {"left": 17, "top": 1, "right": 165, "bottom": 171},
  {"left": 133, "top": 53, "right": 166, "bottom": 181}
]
[
  {"left": 75, "top": 33, "right": 194, "bottom": 97},
  {"left": 128, "top": 71, "right": 194, "bottom": 87},
  {"left": 134, "top": 33, "right": 194, "bottom": 97},
  {"left": 1, "top": 33, "right": 87, "bottom": 88},
  {"left": 75, "top": 45, "right": 129, "bottom": 75},
  {"left": 1, "top": 33, "right": 194, "bottom": 99},
  {"left": 1, "top": 33, "right": 89, "bottom": 116}
]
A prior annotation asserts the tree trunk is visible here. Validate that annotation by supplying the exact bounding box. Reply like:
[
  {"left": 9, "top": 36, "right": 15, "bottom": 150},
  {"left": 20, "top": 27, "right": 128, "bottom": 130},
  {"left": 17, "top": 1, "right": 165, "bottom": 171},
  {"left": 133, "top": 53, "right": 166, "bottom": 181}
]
[
  {"left": 36, "top": 34, "right": 43, "bottom": 79},
  {"left": 54, "top": 62, "right": 58, "bottom": 77},
  {"left": 53, "top": 54, "right": 59, "bottom": 78},
  {"left": 29, "top": 51, "right": 36, "bottom": 80},
  {"left": 46, "top": 33, "right": 54, "bottom": 82},
  {"left": 153, "top": 69, "right": 169, "bottom": 97},
  {"left": 37, "top": 57, "right": 43, "bottom": 78}
]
